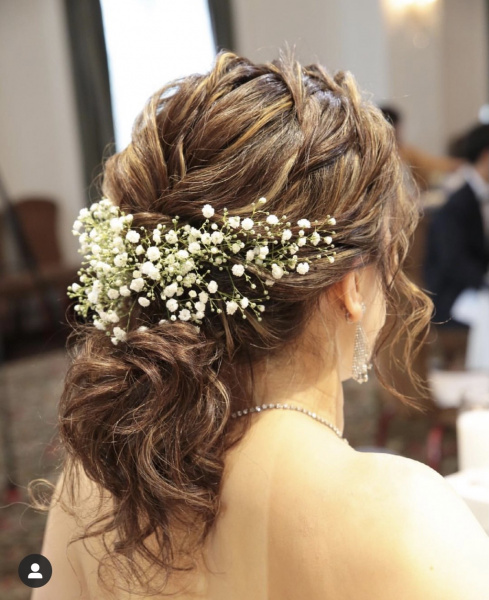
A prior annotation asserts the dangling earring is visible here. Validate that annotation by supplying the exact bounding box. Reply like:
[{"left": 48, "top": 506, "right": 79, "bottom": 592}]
[{"left": 347, "top": 302, "right": 371, "bottom": 384}]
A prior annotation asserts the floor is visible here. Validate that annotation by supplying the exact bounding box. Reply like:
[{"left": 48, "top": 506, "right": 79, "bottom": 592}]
[{"left": 0, "top": 347, "right": 458, "bottom": 600}]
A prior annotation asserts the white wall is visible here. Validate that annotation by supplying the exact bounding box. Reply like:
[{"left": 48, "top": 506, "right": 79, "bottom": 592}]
[
  {"left": 0, "top": 0, "right": 84, "bottom": 266},
  {"left": 233, "top": 0, "right": 489, "bottom": 154},
  {"left": 442, "top": 0, "right": 489, "bottom": 143},
  {"left": 233, "top": 0, "right": 388, "bottom": 98}
]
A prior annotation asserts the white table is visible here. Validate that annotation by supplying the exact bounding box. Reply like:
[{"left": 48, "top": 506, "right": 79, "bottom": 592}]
[{"left": 445, "top": 468, "right": 489, "bottom": 534}]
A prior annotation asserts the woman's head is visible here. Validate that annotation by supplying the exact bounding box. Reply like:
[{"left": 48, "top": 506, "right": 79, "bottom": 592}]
[
  {"left": 60, "top": 51, "right": 431, "bottom": 591},
  {"left": 101, "top": 51, "right": 419, "bottom": 361}
]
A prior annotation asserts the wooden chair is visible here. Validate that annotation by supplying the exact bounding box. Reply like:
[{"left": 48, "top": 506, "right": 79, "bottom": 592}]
[
  {"left": 0, "top": 197, "right": 78, "bottom": 338},
  {"left": 0, "top": 197, "right": 79, "bottom": 500}
]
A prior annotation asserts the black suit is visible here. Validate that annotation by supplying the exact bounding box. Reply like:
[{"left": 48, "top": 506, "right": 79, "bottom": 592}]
[{"left": 424, "top": 183, "right": 489, "bottom": 324}]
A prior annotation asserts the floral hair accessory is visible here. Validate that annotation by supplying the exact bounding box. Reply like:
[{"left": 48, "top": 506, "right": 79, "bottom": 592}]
[{"left": 68, "top": 197, "right": 337, "bottom": 345}]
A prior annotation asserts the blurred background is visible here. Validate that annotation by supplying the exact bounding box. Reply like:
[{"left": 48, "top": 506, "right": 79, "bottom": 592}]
[{"left": 1, "top": 0, "right": 489, "bottom": 597}]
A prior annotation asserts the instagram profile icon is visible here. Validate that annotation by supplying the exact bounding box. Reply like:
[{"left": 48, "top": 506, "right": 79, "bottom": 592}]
[{"left": 18, "top": 554, "right": 52, "bottom": 588}]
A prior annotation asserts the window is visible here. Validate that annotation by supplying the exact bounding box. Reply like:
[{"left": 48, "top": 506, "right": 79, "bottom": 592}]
[{"left": 101, "top": 0, "right": 216, "bottom": 150}]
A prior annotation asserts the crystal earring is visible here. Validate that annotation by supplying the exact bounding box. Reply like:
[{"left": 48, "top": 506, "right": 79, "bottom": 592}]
[{"left": 348, "top": 302, "right": 371, "bottom": 384}]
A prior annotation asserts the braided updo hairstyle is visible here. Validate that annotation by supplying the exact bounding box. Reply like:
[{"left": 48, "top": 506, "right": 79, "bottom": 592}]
[{"left": 58, "top": 52, "right": 431, "bottom": 591}]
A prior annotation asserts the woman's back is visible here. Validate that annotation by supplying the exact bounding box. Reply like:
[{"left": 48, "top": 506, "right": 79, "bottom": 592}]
[
  {"left": 39, "top": 408, "right": 489, "bottom": 599},
  {"left": 212, "top": 412, "right": 489, "bottom": 600}
]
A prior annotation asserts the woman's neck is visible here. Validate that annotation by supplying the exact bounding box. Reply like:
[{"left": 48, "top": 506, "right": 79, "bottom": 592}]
[{"left": 252, "top": 347, "right": 345, "bottom": 433}]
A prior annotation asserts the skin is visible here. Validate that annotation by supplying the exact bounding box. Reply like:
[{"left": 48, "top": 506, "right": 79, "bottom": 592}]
[
  {"left": 34, "top": 266, "right": 489, "bottom": 600},
  {"left": 474, "top": 148, "right": 489, "bottom": 182}
]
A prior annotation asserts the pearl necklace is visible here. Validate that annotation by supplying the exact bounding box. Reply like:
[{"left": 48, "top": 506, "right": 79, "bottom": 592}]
[{"left": 231, "top": 403, "right": 349, "bottom": 444}]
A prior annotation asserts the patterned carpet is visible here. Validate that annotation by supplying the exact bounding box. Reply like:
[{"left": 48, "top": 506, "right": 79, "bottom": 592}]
[
  {"left": 0, "top": 349, "right": 457, "bottom": 600},
  {"left": 0, "top": 350, "right": 65, "bottom": 600}
]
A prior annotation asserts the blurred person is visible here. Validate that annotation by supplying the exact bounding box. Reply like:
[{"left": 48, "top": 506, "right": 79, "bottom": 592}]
[
  {"left": 380, "top": 105, "right": 462, "bottom": 191},
  {"left": 425, "top": 124, "right": 489, "bottom": 327},
  {"left": 34, "top": 54, "right": 489, "bottom": 600}
]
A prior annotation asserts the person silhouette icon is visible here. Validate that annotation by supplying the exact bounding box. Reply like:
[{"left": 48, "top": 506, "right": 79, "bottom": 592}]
[
  {"left": 18, "top": 553, "right": 51, "bottom": 587},
  {"left": 27, "top": 563, "right": 43, "bottom": 579}
]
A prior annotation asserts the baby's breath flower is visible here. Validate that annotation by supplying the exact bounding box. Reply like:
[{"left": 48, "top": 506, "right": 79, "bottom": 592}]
[
  {"left": 281, "top": 229, "right": 292, "bottom": 242},
  {"left": 202, "top": 204, "right": 215, "bottom": 219},
  {"left": 130, "top": 278, "right": 145, "bottom": 292},
  {"left": 232, "top": 264, "right": 245, "bottom": 277},
  {"left": 146, "top": 246, "right": 160, "bottom": 261},
  {"left": 69, "top": 197, "right": 337, "bottom": 340},
  {"left": 110, "top": 218, "right": 124, "bottom": 233},
  {"left": 211, "top": 231, "right": 224, "bottom": 244},
  {"left": 183, "top": 273, "right": 197, "bottom": 287},
  {"left": 106, "top": 310, "right": 120, "bottom": 323},
  {"left": 141, "top": 261, "right": 160, "bottom": 280},
  {"left": 271, "top": 264, "right": 284, "bottom": 280},
  {"left": 176, "top": 249, "right": 189, "bottom": 260},
  {"left": 112, "top": 327, "right": 127, "bottom": 344},
  {"left": 241, "top": 218, "right": 254, "bottom": 231},
  {"left": 310, "top": 232, "right": 321, "bottom": 246},
  {"left": 126, "top": 230, "right": 140, "bottom": 243},
  {"left": 228, "top": 216, "right": 240, "bottom": 228},
  {"left": 166, "top": 298, "right": 178, "bottom": 312},
  {"left": 165, "top": 230, "right": 178, "bottom": 244},
  {"left": 226, "top": 300, "right": 239, "bottom": 315},
  {"left": 114, "top": 253, "right": 128, "bottom": 267},
  {"left": 164, "top": 283, "right": 178, "bottom": 297}
]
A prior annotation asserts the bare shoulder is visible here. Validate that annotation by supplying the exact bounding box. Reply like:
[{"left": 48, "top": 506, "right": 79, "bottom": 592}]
[
  {"left": 275, "top": 446, "right": 489, "bottom": 600},
  {"left": 32, "top": 467, "right": 116, "bottom": 600},
  {"left": 355, "top": 453, "right": 489, "bottom": 598}
]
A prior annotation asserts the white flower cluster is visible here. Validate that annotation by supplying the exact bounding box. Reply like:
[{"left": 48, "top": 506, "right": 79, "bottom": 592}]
[{"left": 69, "top": 197, "right": 336, "bottom": 344}]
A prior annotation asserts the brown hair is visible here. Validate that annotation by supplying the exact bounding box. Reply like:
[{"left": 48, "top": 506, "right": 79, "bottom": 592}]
[{"left": 57, "top": 51, "right": 431, "bottom": 592}]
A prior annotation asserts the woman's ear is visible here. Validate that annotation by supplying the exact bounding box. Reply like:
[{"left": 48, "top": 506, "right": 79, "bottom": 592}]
[{"left": 332, "top": 271, "right": 364, "bottom": 322}]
